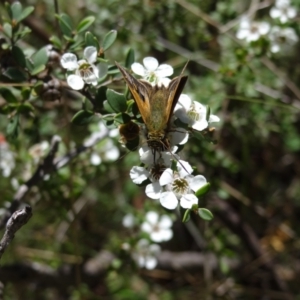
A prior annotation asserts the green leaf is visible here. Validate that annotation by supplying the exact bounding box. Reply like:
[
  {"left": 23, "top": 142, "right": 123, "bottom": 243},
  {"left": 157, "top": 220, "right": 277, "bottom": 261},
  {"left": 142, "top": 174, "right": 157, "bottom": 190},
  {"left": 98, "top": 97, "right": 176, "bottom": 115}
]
[
  {"left": 102, "top": 30, "right": 117, "bottom": 51},
  {"left": 195, "top": 182, "right": 211, "bottom": 197},
  {"left": 182, "top": 209, "right": 191, "bottom": 223},
  {"left": 3, "top": 23, "right": 12, "bottom": 38},
  {"left": 107, "top": 65, "right": 120, "bottom": 75},
  {"left": 49, "top": 35, "right": 62, "bottom": 49},
  {"left": 72, "top": 110, "right": 94, "bottom": 125},
  {"left": 10, "top": 2, "right": 22, "bottom": 21},
  {"left": 198, "top": 208, "right": 214, "bottom": 221},
  {"left": 85, "top": 32, "right": 99, "bottom": 49},
  {"left": 17, "top": 103, "right": 35, "bottom": 114},
  {"left": 106, "top": 89, "right": 127, "bottom": 113},
  {"left": 125, "top": 48, "right": 135, "bottom": 69},
  {"left": 3, "top": 67, "right": 27, "bottom": 82},
  {"left": 56, "top": 13, "right": 73, "bottom": 37},
  {"left": 0, "top": 88, "right": 18, "bottom": 103},
  {"left": 30, "top": 64, "right": 46, "bottom": 76},
  {"left": 114, "top": 113, "right": 132, "bottom": 125},
  {"left": 31, "top": 47, "right": 48, "bottom": 67},
  {"left": 6, "top": 114, "right": 19, "bottom": 139},
  {"left": 16, "top": 6, "right": 34, "bottom": 22},
  {"left": 77, "top": 16, "right": 95, "bottom": 34},
  {"left": 103, "top": 100, "right": 115, "bottom": 113},
  {"left": 206, "top": 106, "right": 211, "bottom": 121},
  {"left": 11, "top": 46, "right": 26, "bottom": 68}
]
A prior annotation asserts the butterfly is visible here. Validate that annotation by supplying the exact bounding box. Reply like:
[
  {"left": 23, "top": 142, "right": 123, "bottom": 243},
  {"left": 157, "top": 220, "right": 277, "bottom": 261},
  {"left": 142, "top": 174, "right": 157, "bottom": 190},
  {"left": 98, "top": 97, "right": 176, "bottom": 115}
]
[{"left": 115, "top": 61, "right": 188, "bottom": 157}]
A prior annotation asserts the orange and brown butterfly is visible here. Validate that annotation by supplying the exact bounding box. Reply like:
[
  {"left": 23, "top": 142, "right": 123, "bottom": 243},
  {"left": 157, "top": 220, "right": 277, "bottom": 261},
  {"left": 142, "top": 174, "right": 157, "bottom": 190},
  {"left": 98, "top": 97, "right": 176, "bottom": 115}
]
[{"left": 115, "top": 61, "right": 188, "bottom": 156}]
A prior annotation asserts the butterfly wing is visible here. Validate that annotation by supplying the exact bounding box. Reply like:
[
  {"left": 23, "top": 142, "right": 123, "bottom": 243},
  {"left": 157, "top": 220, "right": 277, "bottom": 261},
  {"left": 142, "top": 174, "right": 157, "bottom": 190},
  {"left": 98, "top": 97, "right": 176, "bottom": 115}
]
[{"left": 115, "top": 62, "right": 153, "bottom": 125}]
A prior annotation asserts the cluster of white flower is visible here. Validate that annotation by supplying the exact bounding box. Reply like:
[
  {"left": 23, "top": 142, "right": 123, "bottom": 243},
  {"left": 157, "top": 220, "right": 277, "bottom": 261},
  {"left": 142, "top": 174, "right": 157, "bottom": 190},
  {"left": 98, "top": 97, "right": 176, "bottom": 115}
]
[
  {"left": 0, "top": 134, "right": 15, "bottom": 178},
  {"left": 236, "top": 0, "right": 298, "bottom": 53},
  {"left": 60, "top": 46, "right": 107, "bottom": 90},
  {"left": 84, "top": 121, "right": 120, "bottom": 166},
  {"left": 122, "top": 211, "right": 173, "bottom": 269},
  {"left": 129, "top": 57, "right": 219, "bottom": 211}
]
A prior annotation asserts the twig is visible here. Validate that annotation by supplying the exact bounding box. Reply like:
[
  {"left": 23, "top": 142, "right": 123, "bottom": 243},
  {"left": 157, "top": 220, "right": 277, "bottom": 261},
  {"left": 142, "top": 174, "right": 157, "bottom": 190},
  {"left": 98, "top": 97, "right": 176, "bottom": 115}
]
[{"left": 0, "top": 206, "right": 32, "bottom": 261}]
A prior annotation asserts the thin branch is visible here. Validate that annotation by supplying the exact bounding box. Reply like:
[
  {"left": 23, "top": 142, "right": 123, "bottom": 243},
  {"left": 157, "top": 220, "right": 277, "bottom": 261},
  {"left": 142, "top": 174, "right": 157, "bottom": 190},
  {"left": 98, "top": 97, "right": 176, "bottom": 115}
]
[{"left": 0, "top": 206, "right": 32, "bottom": 261}]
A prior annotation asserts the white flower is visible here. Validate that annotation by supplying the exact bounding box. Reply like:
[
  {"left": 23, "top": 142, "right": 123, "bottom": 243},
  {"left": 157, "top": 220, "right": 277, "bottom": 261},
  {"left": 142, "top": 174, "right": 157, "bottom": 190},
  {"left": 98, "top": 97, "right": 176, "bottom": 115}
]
[
  {"left": 141, "top": 211, "right": 173, "bottom": 242},
  {"left": 132, "top": 239, "right": 161, "bottom": 269},
  {"left": 131, "top": 57, "right": 173, "bottom": 86},
  {"left": 175, "top": 94, "right": 220, "bottom": 131},
  {"left": 270, "top": 0, "right": 297, "bottom": 23},
  {"left": 29, "top": 141, "right": 49, "bottom": 164},
  {"left": 122, "top": 213, "right": 136, "bottom": 228},
  {"left": 0, "top": 136, "right": 15, "bottom": 177},
  {"left": 159, "top": 163, "right": 207, "bottom": 210},
  {"left": 269, "top": 26, "right": 299, "bottom": 53},
  {"left": 61, "top": 46, "right": 101, "bottom": 90},
  {"left": 236, "top": 16, "right": 270, "bottom": 42}
]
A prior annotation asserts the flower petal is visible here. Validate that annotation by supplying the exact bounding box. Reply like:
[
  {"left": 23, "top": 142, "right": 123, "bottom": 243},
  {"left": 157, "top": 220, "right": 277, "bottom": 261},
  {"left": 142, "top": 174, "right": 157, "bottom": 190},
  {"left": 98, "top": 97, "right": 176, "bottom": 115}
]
[
  {"left": 90, "top": 152, "right": 101, "bottom": 165},
  {"left": 189, "top": 175, "right": 207, "bottom": 192},
  {"left": 180, "top": 194, "right": 198, "bottom": 209},
  {"left": 146, "top": 182, "right": 161, "bottom": 199},
  {"left": 130, "top": 166, "right": 149, "bottom": 184},
  {"left": 84, "top": 46, "right": 97, "bottom": 64},
  {"left": 177, "top": 160, "right": 193, "bottom": 178},
  {"left": 131, "top": 63, "right": 146, "bottom": 76},
  {"left": 160, "top": 192, "right": 178, "bottom": 210},
  {"left": 178, "top": 94, "right": 192, "bottom": 111},
  {"left": 143, "top": 57, "right": 159, "bottom": 71},
  {"left": 155, "top": 64, "right": 173, "bottom": 77},
  {"left": 209, "top": 114, "right": 220, "bottom": 123},
  {"left": 60, "top": 53, "right": 78, "bottom": 70},
  {"left": 159, "top": 215, "right": 173, "bottom": 229},
  {"left": 145, "top": 211, "right": 159, "bottom": 225},
  {"left": 159, "top": 168, "right": 173, "bottom": 186},
  {"left": 67, "top": 74, "right": 84, "bottom": 90}
]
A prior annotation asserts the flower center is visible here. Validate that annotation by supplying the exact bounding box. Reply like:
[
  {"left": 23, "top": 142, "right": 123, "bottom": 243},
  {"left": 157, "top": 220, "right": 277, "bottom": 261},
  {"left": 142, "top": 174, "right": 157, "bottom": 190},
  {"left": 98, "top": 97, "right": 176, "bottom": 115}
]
[
  {"left": 187, "top": 104, "right": 201, "bottom": 122},
  {"left": 146, "top": 71, "right": 157, "bottom": 84},
  {"left": 78, "top": 62, "right": 95, "bottom": 79},
  {"left": 172, "top": 177, "right": 189, "bottom": 195}
]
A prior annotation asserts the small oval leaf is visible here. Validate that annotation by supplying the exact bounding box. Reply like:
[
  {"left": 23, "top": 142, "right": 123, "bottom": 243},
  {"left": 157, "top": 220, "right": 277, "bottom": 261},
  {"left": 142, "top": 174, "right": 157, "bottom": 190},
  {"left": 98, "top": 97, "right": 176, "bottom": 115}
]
[
  {"left": 195, "top": 182, "right": 211, "bottom": 197},
  {"left": 77, "top": 16, "right": 95, "bottom": 34},
  {"left": 102, "top": 30, "right": 117, "bottom": 51},
  {"left": 182, "top": 209, "right": 191, "bottom": 223},
  {"left": 106, "top": 89, "right": 127, "bottom": 113},
  {"left": 72, "top": 110, "right": 94, "bottom": 125},
  {"left": 198, "top": 208, "right": 214, "bottom": 221},
  {"left": 125, "top": 48, "right": 135, "bottom": 69}
]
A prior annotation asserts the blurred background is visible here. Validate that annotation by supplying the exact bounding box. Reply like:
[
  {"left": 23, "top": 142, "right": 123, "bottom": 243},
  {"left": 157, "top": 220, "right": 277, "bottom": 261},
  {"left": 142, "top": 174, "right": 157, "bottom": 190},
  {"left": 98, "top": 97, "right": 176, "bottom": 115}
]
[{"left": 0, "top": 0, "right": 300, "bottom": 299}]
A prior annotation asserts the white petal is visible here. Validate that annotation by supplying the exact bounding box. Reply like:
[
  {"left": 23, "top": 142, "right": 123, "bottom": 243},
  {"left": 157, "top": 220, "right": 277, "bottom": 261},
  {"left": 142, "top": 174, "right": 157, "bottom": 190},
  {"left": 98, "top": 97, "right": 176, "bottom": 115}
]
[
  {"left": 130, "top": 166, "right": 149, "bottom": 184},
  {"left": 140, "top": 150, "right": 154, "bottom": 165},
  {"left": 145, "top": 211, "right": 159, "bottom": 225},
  {"left": 178, "top": 94, "right": 192, "bottom": 111},
  {"left": 104, "top": 146, "right": 119, "bottom": 161},
  {"left": 271, "top": 44, "right": 280, "bottom": 53},
  {"left": 169, "top": 129, "right": 189, "bottom": 146},
  {"left": 149, "top": 243, "right": 161, "bottom": 254},
  {"left": 174, "top": 107, "right": 190, "bottom": 124},
  {"left": 92, "top": 65, "right": 100, "bottom": 78},
  {"left": 180, "top": 194, "right": 198, "bottom": 209},
  {"left": 131, "top": 63, "right": 146, "bottom": 76},
  {"left": 192, "top": 119, "right": 208, "bottom": 131},
  {"left": 144, "top": 256, "right": 157, "bottom": 270},
  {"left": 209, "top": 114, "right": 220, "bottom": 123},
  {"left": 146, "top": 182, "right": 161, "bottom": 199},
  {"left": 158, "top": 77, "right": 171, "bottom": 87},
  {"left": 287, "top": 7, "right": 297, "bottom": 18},
  {"left": 159, "top": 215, "right": 173, "bottom": 229},
  {"left": 189, "top": 175, "right": 207, "bottom": 192},
  {"left": 177, "top": 160, "right": 193, "bottom": 178},
  {"left": 122, "top": 213, "right": 135, "bottom": 228},
  {"left": 279, "top": 15, "right": 288, "bottom": 23},
  {"left": 259, "top": 22, "right": 270, "bottom": 35},
  {"left": 160, "top": 192, "right": 178, "bottom": 210},
  {"left": 67, "top": 74, "right": 84, "bottom": 90},
  {"left": 151, "top": 229, "right": 173, "bottom": 242},
  {"left": 236, "top": 29, "right": 249, "bottom": 40},
  {"left": 155, "top": 64, "right": 173, "bottom": 77},
  {"left": 82, "top": 71, "right": 98, "bottom": 86},
  {"left": 159, "top": 168, "right": 173, "bottom": 186},
  {"left": 141, "top": 222, "right": 153, "bottom": 233},
  {"left": 84, "top": 46, "right": 97, "bottom": 64},
  {"left": 270, "top": 8, "right": 281, "bottom": 19},
  {"left": 90, "top": 152, "right": 101, "bottom": 165},
  {"left": 60, "top": 53, "right": 78, "bottom": 70},
  {"left": 143, "top": 57, "right": 159, "bottom": 71}
]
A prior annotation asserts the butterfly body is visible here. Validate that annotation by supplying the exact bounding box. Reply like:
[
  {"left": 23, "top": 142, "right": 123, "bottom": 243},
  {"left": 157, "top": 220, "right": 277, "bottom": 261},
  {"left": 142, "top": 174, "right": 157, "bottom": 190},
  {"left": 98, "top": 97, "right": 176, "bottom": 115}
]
[{"left": 115, "top": 62, "right": 188, "bottom": 153}]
